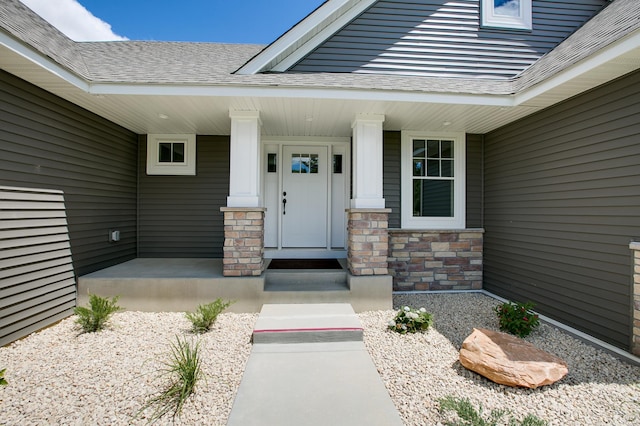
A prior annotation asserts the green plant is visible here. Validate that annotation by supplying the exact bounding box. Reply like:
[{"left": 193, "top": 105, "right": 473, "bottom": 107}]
[
  {"left": 185, "top": 299, "right": 233, "bottom": 334},
  {"left": 74, "top": 293, "right": 122, "bottom": 333},
  {"left": 0, "top": 368, "right": 7, "bottom": 386},
  {"left": 438, "top": 396, "right": 546, "bottom": 426},
  {"left": 142, "top": 336, "right": 203, "bottom": 421},
  {"left": 388, "top": 306, "right": 433, "bottom": 334},
  {"left": 494, "top": 300, "right": 540, "bottom": 338}
]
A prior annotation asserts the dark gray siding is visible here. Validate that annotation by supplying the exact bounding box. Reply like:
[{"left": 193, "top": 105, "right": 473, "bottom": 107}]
[
  {"left": 138, "top": 135, "right": 229, "bottom": 257},
  {"left": 383, "top": 131, "right": 483, "bottom": 228},
  {"left": 466, "top": 134, "right": 483, "bottom": 228},
  {"left": 383, "top": 131, "right": 401, "bottom": 228},
  {"left": 483, "top": 70, "right": 640, "bottom": 350},
  {"left": 0, "top": 70, "right": 138, "bottom": 277},
  {"left": 291, "top": 0, "right": 607, "bottom": 78},
  {"left": 1, "top": 186, "right": 76, "bottom": 346}
]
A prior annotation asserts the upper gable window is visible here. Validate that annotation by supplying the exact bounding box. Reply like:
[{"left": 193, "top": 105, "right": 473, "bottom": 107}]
[
  {"left": 146, "top": 134, "right": 196, "bottom": 175},
  {"left": 482, "top": 0, "right": 532, "bottom": 31}
]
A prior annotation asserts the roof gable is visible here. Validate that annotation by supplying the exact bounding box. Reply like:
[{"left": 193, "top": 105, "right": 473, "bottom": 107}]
[
  {"left": 237, "top": 0, "right": 610, "bottom": 79},
  {"left": 290, "top": 0, "right": 609, "bottom": 79}
]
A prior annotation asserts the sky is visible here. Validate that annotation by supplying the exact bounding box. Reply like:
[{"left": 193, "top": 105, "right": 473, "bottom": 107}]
[{"left": 19, "top": 0, "right": 322, "bottom": 44}]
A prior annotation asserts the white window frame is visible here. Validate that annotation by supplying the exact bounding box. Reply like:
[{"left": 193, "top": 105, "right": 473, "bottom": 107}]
[
  {"left": 481, "top": 0, "right": 532, "bottom": 31},
  {"left": 146, "top": 134, "right": 196, "bottom": 175},
  {"left": 401, "top": 131, "right": 466, "bottom": 229}
]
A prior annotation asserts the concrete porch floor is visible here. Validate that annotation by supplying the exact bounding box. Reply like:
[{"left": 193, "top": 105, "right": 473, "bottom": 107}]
[{"left": 77, "top": 258, "right": 393, "bottom": 313}]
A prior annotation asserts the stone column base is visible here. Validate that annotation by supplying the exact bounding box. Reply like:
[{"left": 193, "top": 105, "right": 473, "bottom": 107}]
[
  {"left": 346, "top": 208, "right": 391, "bottom": 276},
  {"left": 221, "top": 207, "right": 266, "bottom": 277}
]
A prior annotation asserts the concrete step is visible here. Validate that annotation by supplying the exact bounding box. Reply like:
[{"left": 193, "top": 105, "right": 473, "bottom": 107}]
[
  {"left": 252, "top": 303, "right": 363, "bottom": 344},
  {"left": 264, "top": 269, "right": 348, "bottom": 291}
]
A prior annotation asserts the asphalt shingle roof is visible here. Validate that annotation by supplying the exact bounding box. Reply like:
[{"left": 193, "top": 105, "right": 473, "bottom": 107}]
[{"left": 1, "top": 0, "right": 638, "bottom": 96}]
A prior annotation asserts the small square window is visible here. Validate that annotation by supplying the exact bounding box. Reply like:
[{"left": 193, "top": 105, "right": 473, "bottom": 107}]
[
  {"left": 147, "top": 134, "right": 196, "bottom": 175},
  {"left": 482, "top": 0, "right": 532, "bottom": 31}
]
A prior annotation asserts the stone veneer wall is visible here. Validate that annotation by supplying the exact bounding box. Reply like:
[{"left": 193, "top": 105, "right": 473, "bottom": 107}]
[
  {"left": 388, "top": 229, "right": 483, "bottom": 291},
  {"left": 220, "top": 208, "right": 265, "bottom": 277},
  {"left": 631, "top": 242, "right": 640, "bottom": 356},
  {"left": 346, "top": 209, "right": 391, "bottom": 276}
]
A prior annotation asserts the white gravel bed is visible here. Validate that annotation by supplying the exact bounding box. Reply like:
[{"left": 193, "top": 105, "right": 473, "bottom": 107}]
[
  {"left": 1, "top": 293, "right": 639, "bottom": 425},
  {"left": 0, "top": 311, "right": 257, "bottom": 425},
  {"left": 362, "top": 293, "right": 640, "bottom": 425}
]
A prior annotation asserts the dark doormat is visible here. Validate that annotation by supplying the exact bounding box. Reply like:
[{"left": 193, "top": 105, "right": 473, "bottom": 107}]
[{"left": 267, "top": 258, "right": 343, "bottom": 270}]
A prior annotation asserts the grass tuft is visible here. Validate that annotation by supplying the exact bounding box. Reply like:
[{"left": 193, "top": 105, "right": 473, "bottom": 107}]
[
  {"left": 0, "top": 368, "right": 7, "bottom": 386},
  {"left": 142, "top": 336, "right": 203, "bottom": 422},
  {"left": 185, "top": 299, "right": 233, "bottom": 334},
  {"left": 438, "top": 396, "right": 547, "bottom": 426},
  {"left": 74, "top": 293, "right": 122, "bottom": 333}
]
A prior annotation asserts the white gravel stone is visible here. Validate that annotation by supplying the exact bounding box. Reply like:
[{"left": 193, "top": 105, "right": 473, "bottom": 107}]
[{"left": 1, "top": 294, "right": 639, "bottom": 425}]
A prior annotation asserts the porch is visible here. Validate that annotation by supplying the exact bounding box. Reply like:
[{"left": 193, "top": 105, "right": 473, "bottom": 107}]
[{"left": 76, "top": 258, "right": 393, "bottom": 313}]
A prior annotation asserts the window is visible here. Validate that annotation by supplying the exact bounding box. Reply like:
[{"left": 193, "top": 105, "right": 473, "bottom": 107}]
[
  {"left": 146, "top": 134, "right": 196, "bottom": 175},
  {"left": 482, "top": 0, "right": 532, "bottom": 31},
  {"left": 401, "top": 132, "right": 465, "bottom": 229}
]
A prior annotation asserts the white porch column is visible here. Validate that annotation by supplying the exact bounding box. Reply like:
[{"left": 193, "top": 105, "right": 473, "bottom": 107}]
[
  {"left": 351, "top": 114, "right": 385, "bottom": 208},
  {"left": 227, "top": 110, "right": 261, "bottom": 207}
]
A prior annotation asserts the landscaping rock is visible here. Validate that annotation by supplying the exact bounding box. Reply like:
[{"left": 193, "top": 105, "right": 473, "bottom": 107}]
[{"left": 459, "top": 327, "right": 568, "bottom": 388}]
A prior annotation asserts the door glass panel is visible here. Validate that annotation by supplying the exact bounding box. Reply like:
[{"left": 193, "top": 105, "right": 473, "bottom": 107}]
[
  {"left": 291, "top": 153, "right": 319, "bottom": 174},
  {"left": 333, "top": 154, "right": 342, "bottom": 174},
  {"left": 267, "top": 153, "right": 277, "bottom": 173}
]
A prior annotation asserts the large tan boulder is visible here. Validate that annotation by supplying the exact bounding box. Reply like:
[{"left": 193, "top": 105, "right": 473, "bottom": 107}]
[{"left": 459, "top": 328, "right": 568, "bottom": 388}]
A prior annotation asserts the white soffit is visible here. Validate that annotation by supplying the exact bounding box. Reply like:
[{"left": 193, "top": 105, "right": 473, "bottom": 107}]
[{"left": 235, "top": 0, "right": 377, "bottom": 75}]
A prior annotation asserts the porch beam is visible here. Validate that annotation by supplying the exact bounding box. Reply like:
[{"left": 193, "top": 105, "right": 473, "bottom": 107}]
[
  {"left": 351, "top": 114, "right": 385, "bottom": 209},
  {"left": 227, "top": 110, "right": 262, "bottom": 207}
]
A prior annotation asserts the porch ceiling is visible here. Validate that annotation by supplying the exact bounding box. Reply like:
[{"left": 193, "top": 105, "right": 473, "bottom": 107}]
[{"left": 2, "top": 36, "right": 640, "bottom": 137}]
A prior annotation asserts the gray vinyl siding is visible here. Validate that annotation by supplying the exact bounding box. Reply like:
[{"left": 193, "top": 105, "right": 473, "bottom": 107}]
[
  {"left": 383, "top": 131, "right": 401, "bottom": 228},
  {"left": 483, "top": 70, "right": 640, "bottom": 350},
  {"left": 466, "top": 134, "right": 483, "bottom": 228},
  {"left": 383, "top": 131, "right": 483, "bottom": 228},
  {"left": 0, "top": 70, "right": 138, "bottom": 277},
  {"left": 291, "top": 0, "right": 608, "bottom": 78},
  {"left": 0, "top": 186, "right": 76, "bottom": 346},
  {"left": 138, "top": 135, "right": 230, "bottom": 258}
]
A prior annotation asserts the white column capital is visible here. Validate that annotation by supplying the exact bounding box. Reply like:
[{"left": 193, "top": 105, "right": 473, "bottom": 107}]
[
  {"left": 352, "top": 113, "right": 385, "bottom": 127},
  {"left": 229, "top": 109, "right": 261, "bottom": 120}
]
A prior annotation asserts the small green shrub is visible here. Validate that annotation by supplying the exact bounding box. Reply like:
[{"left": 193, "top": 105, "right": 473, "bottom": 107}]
[
  {"left": 388, "top": 306, "right": 433, "bottom": 334},
  {"left": 0, "top": 368, "right": 7, "bottom": 386},
  {"left": 438, "top": 396, "right": 547, "bottom": 426},
  {"left": 185, "top": 299, "right": 233, "bottom": 334},
  {"left": 494, "top": 301, "right": 540, "bottom": 338},
  {"left": 142, "top": 336, "right": 203, "bottom": 421},
  {"left": 74, "top": 293, "right": 122, "bottom": 333}
]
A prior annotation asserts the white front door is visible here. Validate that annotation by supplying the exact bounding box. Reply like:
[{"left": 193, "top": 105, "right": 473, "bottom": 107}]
[{"left": 281, "top": 146, "right": 328, "bottom": 248}]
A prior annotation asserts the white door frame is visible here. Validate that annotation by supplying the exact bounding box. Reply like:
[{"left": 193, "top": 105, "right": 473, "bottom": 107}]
[{"left": 262, "top": 137, "right": 350, "bottom": 259}]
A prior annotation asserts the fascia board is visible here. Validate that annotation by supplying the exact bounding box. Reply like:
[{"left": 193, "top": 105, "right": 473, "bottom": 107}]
[
  {"left": 0, "top": 32, "right": 89, "bottom": 92},
  {"left": 236, "top": 0, "right": 377, "bottom": 75},
  {"left": 89, "top": 82, "right": 516, "bottom": 107}
]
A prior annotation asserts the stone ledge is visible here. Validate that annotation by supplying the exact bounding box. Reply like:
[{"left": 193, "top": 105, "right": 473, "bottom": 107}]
[
  {"left": 389, "top": 228, "right": 485, "bottom": 234},
  {"left": 221, "top": 207, "right": 267, "bottom": 212},
  {"left": 630, "top": 242, "right": 640, "bottom": 250}
]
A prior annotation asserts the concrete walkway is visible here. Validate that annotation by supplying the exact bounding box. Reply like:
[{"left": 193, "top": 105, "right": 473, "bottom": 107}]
[{"left": 227, "top": 303, "right": 403, "bottom": 426}]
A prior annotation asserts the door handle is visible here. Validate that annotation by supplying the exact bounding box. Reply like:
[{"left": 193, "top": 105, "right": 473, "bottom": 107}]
[{"left": 282, "top": 194, "right": 287, "bottom": 215}]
